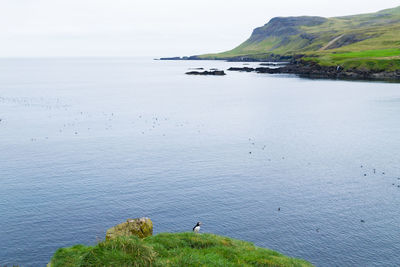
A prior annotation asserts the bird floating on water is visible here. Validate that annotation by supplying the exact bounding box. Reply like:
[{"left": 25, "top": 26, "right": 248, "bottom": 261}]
[{"left": 193, "top": 222, "right": 202, "bottom": 233}]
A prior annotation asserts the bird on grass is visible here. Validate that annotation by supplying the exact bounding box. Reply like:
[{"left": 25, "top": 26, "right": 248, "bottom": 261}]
[{"left": 193, "top": 222, "right": 202, "bottom": 233}]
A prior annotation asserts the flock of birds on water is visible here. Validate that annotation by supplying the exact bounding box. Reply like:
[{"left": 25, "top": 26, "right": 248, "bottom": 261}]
[
  {"left": 1, "top": 95, "right": 400, "bottom": 232},
  {"left": 246, "top": 137, "right": 400, "bottom": 229},
  {"left": 360, "top": 164, "right": 400, "bottom": 189},
  {"left": 0, "top": 96, "right": 203, "bottom": 142}
]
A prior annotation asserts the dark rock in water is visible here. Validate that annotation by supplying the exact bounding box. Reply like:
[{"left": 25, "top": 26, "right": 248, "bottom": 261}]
[
  {"left": 186, "top": 70, "right": 226, "bottom": 76},
  {"left": 255, "top": 67, "right": 283, "bottom": 74},
  {"left": 188, "top": 67, "right": 204, "bottom": 70},
  {"left": 228, "top": 67, "right": 255, "bottom": 72}
]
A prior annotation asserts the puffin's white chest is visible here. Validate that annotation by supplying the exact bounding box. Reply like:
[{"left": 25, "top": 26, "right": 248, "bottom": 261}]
[{"left": 193, "top": 226, "right": 200, "bottom": 233}]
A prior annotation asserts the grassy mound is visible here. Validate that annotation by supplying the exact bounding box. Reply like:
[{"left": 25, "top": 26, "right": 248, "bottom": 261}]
[{"left": 48, "top": 233, "right": 313, "bottom": 267}]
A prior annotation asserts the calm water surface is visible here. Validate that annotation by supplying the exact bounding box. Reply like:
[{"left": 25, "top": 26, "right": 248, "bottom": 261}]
[{"left": 0, "top": 58, "right": 399, "bottom": 266}]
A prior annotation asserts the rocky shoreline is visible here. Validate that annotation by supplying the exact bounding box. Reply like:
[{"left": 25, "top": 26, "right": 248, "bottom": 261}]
[
  {"left": 160, "top": 57, "right": 400, "bottom": 81},
  {"left": 185, "top": 70, "right": 226, "bottom": 76},
  {"left": 227, "top": 60, "right": 400, "bottom": 82}
]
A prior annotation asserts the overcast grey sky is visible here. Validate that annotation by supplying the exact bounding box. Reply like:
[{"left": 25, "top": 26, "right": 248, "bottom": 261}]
[{"left": 1, "top": 0, "right": 399, "bottom": 57}]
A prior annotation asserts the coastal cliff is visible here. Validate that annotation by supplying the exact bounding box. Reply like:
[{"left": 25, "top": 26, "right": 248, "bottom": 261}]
[{"left": 165, "top": 6, "right": 400, "bottom": 81}]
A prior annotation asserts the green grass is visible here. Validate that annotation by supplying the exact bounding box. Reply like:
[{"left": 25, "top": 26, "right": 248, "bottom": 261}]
[
  {"left": 199, "top": 6, "right": 400, "bottom": 71},
  {"left": 48, "top": 233, "right": 313, "bottom": 267},
  {"left": 303, "top": 48, "right": 400, "bottom": 71},
  {"left": 330, "top": 49, "right": 400, "bottom": 59}
]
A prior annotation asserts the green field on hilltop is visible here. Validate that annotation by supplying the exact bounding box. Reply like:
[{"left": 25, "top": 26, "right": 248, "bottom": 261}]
[
  {"left": 330, "top": 49, "right": 400, "bottom": 59},
  {"left": 48, "top": 233, "right": 313, "bottom": 267},
  {"left": 200, "top": 6, "right": 400, "bottom": 71},
  {"left": 307, "top": 49, "right": 400, "bottom": 71}
]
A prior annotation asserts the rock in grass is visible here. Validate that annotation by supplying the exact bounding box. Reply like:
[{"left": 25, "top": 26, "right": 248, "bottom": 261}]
[{"left": 105, "top": 217, "right": 153, "bottom": 240}]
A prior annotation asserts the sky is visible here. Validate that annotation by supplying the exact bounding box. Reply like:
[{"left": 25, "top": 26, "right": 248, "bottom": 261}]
[{"left": 1, "top": 0, "right": 399, "bottom": 57}]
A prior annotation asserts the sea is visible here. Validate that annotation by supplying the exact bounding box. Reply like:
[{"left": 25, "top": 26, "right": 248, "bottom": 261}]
[{"left": 0, "top": 58, "right": 399, "bottom": 266}]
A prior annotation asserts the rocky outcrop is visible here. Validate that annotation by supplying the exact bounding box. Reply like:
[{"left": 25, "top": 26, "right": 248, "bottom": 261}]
[
  {"left": 185, "top": 70, "right": 226, "bottom": 76},
  {"left": 105, "top": 217, "right": 153, "bottom": 240},
  {"left": 249, "top": 16, "right": 327, "bottom": 43},
  {"left": 228, "top": 61, "right": 400, "bottom": 81},
  {"left": 227, "top": 67, "right": 255, "bottom": 72}
]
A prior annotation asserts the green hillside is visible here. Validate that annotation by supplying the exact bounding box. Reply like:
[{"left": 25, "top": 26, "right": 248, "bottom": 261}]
[
  {"left": 48, "top": 233, "right": 313, "bottom": 267},
  {"left": 201, "top": 6, "right": 400, "bottom": 71}
]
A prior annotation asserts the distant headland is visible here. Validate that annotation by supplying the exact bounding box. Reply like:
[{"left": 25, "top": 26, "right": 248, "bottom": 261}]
[{"left": 161, "top": 6, "right": 400, "bottom": 81}]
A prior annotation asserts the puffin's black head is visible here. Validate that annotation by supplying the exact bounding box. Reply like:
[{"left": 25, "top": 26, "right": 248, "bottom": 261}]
[{"left": 196, "top": 222, "right": 202, "bottom": 226}]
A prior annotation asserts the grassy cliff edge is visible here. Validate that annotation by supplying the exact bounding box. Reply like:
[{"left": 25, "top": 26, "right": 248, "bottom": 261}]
[{"left": 48, "top": 233, "right": 313, "bottom": 267}]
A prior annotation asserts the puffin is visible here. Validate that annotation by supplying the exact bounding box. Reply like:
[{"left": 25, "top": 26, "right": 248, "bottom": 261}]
[{"left": 193, "top": 222, "right": 202, "bottom": 233}]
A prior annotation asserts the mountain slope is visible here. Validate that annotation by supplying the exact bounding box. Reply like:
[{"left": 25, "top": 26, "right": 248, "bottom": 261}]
[{"left": 200, "top": 6, "right": 400, "bottom": 71}]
